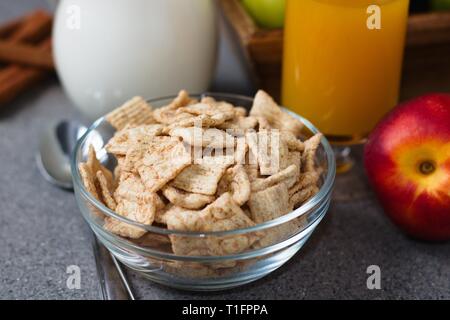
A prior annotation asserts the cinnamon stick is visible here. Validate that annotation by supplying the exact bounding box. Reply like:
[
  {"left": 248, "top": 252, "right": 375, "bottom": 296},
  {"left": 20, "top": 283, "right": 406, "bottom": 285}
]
[
  {"left": 0, "top": 11, "right": 53, "bottom": 105},
  {"left": 0, "top": 40, "right": 54, "bottom": 69},
  {"left": 7, "top": 10, "right": 52, "bottom": 44},
  {"left": 0, "top": 16, "right": 24, "bottom": 39},
  {"left": 0, "top": 10, "right": 52, "bottom": 74},
  {"left": 0, "top": 38, "right": 51, "bottom": 105}
]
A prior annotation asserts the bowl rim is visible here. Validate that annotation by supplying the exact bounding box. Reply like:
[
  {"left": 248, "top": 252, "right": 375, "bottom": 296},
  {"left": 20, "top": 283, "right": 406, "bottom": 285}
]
[{"left": 71, "top": 92, "right": 336, "bottom": 237}]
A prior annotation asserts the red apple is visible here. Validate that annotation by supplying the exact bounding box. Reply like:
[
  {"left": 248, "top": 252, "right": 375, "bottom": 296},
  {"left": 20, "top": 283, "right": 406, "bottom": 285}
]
[{"left": 364, "top": 93, "right": 450, "bottom": 241}]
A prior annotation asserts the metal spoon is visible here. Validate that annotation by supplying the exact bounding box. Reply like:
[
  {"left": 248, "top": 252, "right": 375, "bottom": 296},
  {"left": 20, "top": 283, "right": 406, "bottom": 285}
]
[
  {"left": 37, "top": 120, "right": 135, "bottom": 300},
  {"left": 37, "top": 120, "right": 86, "bottom": 189}
]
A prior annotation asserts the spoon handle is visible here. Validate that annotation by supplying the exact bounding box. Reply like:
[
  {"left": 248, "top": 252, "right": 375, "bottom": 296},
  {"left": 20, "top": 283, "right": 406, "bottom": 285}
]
[{"left": 92, "top": 236, "right": 135, "bottom": 300}]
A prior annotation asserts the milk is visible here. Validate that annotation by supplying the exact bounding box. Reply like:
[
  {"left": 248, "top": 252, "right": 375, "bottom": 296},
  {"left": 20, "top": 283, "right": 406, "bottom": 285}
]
[{"left": 53, "top": 0, "right": 218, "bottom": 120}]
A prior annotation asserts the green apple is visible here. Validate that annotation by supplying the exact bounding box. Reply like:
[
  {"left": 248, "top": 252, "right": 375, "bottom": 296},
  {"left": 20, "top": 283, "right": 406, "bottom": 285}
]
[
  {"left": 431, "top": 0, "right": 450, "bottom": 10},
  {"left": 242, "top": 0, "right": 285, "bottom": 29}
]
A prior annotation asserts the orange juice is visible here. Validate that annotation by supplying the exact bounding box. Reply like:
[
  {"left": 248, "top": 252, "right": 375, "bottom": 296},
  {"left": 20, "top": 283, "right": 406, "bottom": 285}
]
[{"left": 282, "top": 0, "right": 409, "bottom": 143}]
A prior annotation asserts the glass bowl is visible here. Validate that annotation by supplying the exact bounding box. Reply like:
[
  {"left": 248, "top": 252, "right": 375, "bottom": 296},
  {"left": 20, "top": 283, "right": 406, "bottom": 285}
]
[{"left": 71, "top": 93, "right": 336, "bottom": 291}]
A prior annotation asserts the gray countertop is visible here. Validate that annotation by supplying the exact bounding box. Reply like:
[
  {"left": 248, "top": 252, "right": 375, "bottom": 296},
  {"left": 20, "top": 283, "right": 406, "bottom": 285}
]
[{"left": 1, "top": 1, "right": 449, "bottom": 300}]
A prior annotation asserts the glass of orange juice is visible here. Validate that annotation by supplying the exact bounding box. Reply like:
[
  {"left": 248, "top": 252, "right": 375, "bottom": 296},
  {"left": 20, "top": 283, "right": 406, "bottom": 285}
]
[{"left": 282, "top": 0, "right": 410, "bottom": 171}]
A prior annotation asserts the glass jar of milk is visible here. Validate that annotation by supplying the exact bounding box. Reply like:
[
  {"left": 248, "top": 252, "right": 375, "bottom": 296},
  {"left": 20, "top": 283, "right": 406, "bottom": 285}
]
[{"left": 53, "top": 0, "right": 218, "bottom": 120}]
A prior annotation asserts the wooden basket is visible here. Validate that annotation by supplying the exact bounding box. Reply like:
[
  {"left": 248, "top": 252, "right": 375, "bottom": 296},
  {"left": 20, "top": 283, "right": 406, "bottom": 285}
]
[{"left": 219, "top": 0, "right": 450, "bottom": 100}]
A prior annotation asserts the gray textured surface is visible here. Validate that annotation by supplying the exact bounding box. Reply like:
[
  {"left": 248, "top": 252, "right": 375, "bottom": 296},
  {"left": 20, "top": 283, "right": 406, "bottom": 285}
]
[{"left": 0, "top": 1, "right": 449, "bottom": 300}]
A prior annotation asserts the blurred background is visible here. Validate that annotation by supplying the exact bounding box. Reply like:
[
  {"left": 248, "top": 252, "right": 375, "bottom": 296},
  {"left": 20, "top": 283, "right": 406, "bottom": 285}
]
[{"left": 0, "top": 0, "right": 449, "bottom": 118}]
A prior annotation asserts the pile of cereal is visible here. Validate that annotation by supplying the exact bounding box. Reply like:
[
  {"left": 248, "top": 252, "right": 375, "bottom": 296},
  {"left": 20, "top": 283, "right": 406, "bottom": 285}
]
[{"left": 79, "top": 90, "right": 322, "bottom": 256}]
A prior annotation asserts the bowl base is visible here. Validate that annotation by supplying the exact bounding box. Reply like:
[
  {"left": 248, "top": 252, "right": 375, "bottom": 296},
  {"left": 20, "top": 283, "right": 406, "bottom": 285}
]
[{"left": 113, "top": 240, "right": 306, "bottom": 292}]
